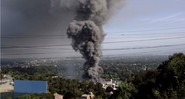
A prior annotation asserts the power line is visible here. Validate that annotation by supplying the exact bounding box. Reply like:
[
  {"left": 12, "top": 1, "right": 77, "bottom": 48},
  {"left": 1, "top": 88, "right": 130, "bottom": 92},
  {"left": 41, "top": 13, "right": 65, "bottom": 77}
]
[
  {"left": 1, "top": 44, "right": 71, "bottom": 49},
  {"left": 103, "top": 36, "right": 185, "bottom": 44},
  {"left": 2, "top": 31, "right": 184, "bottom": 38},
  {"left": 104, "top": 46, "right": 185, "bottom": 57},
  {"left": 117, "top": 32, "right": 185, "bottom": 36},
  {"left": 103, "top": 43, "right": 185, "bottom": 51},
  {"left": 3, "top": 47, "right": 184, "bottom": 56},
  {"left": 1, "top": 52, "right": 73, "bottom": 55},
  {"left": 1, "top": 27, "right": 185, "bottom": 38},
  {"left": 3, "top": 31, "right": 183, "bottom": 38},
  {"left": 107, "top": 27, "right": 185, "bottom": 33},
  {"left": 2, "top": 43, "right": 185, "bottom": 56},
  {"left": 2, "top": 36, "right": 185, "bottom": 49},
  {"left": 1, "top": 35, "right": 67, "bottom": 38}
]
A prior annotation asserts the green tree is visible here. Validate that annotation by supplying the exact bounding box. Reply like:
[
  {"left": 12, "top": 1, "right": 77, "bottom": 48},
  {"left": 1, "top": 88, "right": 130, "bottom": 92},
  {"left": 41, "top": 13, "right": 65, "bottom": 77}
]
[
  {"left": 94, "top": 83, "right": 105, "bottom": 98},
  {"left": 106, "top": 86, "right": 113, "bottom": 93},
  {"left": 156, "top": 53, "right": 185, "bottom": 98},
  {"left": 113, "top": 82, "right": 136, "bottom": 99},
  {"left": 17, "top": 94, "right": 31, "bottom": 99}
]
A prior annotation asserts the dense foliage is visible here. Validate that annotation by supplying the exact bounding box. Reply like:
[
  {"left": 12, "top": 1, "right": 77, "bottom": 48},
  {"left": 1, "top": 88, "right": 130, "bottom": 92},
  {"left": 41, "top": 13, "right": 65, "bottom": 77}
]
[
  {"left": 48, "top": 78, "right": 106, "bottom": 99},
  {"left": 110, "top": 53, "right": 185, "bottom": 99},
  {"left": 17, "top": 93, "right": 53, "bottom": 99},
  {"left": 1, "top": 66, "right": 57, "bottom": 80},
  {"left": 1, "top": 53, "right": 184, "bottom": 99}
]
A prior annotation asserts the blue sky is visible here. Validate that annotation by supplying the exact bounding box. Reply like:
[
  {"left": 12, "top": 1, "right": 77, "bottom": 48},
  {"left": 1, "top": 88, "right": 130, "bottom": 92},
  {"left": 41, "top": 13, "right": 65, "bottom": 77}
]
[
  {"left": 1, "top": 0, "right": 185, "bottom": 58},
  {"left": 104, "top": 0, "right": 185, "bottom": 32},
  {"left": 102, "top": 0, "right": 185, "bottom": 56}
]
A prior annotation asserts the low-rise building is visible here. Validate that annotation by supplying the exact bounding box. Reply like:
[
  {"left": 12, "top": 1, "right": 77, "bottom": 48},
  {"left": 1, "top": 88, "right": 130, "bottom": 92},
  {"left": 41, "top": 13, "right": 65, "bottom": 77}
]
[
  {"left": 81, "top": 92, "right": 94, "bottom": 99},
  {"left": 102, "top": 79, "right": 121, "bottom": 90},
  {"left": 54, "top": 93, "right": 63, "bottom": 99}
]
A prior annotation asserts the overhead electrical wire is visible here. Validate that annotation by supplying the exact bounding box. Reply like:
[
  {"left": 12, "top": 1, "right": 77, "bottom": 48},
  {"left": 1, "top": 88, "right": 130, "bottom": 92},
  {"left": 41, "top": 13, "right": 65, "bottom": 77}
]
[
  {"left": 106, "top": 27, "right": 185, "bottom": 33},
  {"left": 2, "top": 43, "right": 185, "bottom": 56},
  {"left": 2, "top": 35, "right": 185, "bottom": 49},
  {"left": 2, "top": 27, "right": 185, "bottom": 56},
  {"left": 1, "top": 27, "right": 185, "bottom": 38},
  {"left": 103, "top": 36, "right": 185, "bottom": 44},
  {"left": 104, "top": 46, "right": 185, "bottom": 57},
  {"left": 2, "top": 31, "right": 185, "bottom": 38},
  {"left": 103, "top": 43, "right": 185, "bottom": 51}
]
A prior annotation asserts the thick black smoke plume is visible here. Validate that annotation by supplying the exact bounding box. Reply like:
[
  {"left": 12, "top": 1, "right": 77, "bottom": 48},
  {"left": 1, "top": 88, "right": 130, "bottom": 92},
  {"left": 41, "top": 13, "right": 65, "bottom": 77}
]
[
  {"left": 67, "top": 21, "right": 103, "bottom": 81},
  {"left": 66, "top": 0, "right": 125, "bottom": 82},
  {"left": 2, "top": 0, "right": 124, "bottom": 81}
]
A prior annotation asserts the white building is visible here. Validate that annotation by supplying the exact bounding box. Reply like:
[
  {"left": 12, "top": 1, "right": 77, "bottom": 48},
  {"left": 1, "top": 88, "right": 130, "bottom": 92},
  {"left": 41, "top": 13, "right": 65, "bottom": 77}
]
[{"left": 102, "top": 79, "right": 121, "bottom": 90}]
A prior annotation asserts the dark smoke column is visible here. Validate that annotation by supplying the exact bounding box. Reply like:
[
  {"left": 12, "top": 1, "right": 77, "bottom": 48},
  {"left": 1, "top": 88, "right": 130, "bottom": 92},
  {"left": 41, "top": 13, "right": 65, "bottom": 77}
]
[
  {"left": 67, "top": 0, "right": 124, "bottom": 82},
  {"left": 67, "top": 21, "right": 103, "bottom": 82}
]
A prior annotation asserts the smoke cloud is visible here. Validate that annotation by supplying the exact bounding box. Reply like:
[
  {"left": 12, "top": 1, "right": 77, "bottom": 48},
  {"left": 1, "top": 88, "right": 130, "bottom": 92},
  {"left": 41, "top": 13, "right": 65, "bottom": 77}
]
[
  {"left": 1, "top": 0, "right": 77, "bottom": 58},
  {"left": 65, "top": 0, "right": 125, "bottom": 82},
  {"left": 2, "top": 0, "right": 125, "bottom": 81},
  {"left": 1, "top": 0, "right": 76, "bottom": 50}
]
